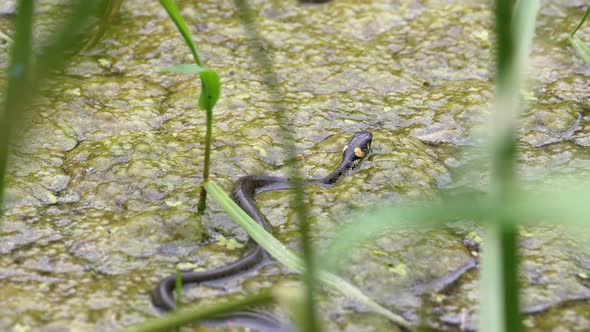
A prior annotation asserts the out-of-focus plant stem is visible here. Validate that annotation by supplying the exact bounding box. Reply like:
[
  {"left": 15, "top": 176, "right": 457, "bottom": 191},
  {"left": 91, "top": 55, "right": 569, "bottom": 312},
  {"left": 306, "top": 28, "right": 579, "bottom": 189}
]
[
  {"left": 1, "top": 0, "right": 106, "bottom": 216},
  {"left": 231, "top": 1, "right": 321, "bottom": 331},
  {"left": 0, "top": 0, "right": 34, "bottom": 215}
]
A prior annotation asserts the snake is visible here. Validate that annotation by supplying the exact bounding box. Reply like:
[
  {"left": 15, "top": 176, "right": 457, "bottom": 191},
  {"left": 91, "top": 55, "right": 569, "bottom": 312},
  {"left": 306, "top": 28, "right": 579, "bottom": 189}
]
[{"left": 151, "top": 131, "right": 373, "bottom": 330}]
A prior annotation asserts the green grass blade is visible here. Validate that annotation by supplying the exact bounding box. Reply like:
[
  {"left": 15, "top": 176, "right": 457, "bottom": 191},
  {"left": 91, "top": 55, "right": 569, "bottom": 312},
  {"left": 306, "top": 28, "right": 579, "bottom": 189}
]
[
  {"left": 569, "top": 35, "right": 590, "bottom": 64},
  {"left": 203, "top": 181, "right": 410, "bottom": 329},
  {"left": 123, "top": 291, "right": 274, "bottom": 332},
  {"left": 568, "top": 3, "right": 590, "bottom": 63},
  {"left": 204, "top": 181, "right": 318, "bottom": 273},
  {"left": 159, "top": 65, "right": 220, "bottom": 111},
  {"left": 159, "top": 0, "right": 202, "bottom": 67},
  {"left": 570, "top": 4, "right": 590, "bottom": 37}
]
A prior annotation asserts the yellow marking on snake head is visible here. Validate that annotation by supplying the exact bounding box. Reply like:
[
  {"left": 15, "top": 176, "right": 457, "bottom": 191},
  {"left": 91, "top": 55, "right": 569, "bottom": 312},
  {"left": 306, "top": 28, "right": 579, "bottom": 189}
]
[{"left": 354, "top": 147, "right": 365, "bottom": 158}]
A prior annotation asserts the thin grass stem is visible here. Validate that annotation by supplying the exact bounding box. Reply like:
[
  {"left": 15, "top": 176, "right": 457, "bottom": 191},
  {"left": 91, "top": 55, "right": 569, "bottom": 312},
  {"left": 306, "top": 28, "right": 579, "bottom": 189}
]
[
  {"left": 123, "top": 291, "right": 274, "bottom": 332},
  {"left": 158, "top": 1, "right": 219, "bottom": 213},
  {"left": 0, "top": 0, "right": 34, "bottom": 215},
  {"left": 570, "top": 4, "right": 590, "bottom": 37},
  {"left": 231, "top": 1, "right": 320, "bottom": 331}
]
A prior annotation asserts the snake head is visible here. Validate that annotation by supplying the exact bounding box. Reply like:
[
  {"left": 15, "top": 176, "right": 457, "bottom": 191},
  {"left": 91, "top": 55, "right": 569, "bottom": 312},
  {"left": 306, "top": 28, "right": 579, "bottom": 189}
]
[{"left": 342, "top": 131, "right": 372, "bottom": 170}]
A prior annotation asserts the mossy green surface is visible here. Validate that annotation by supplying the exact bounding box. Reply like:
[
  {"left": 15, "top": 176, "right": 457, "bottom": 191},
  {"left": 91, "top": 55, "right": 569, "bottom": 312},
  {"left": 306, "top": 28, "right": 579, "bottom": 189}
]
[{"left": 0, "top": 0, "right": 589, "bottom": 331}]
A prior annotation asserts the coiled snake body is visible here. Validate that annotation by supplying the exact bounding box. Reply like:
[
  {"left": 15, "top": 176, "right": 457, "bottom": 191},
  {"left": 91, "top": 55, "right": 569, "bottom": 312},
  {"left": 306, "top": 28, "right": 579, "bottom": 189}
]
[{"left": 152, "top": 131, "right": 373, "bottom": 331}]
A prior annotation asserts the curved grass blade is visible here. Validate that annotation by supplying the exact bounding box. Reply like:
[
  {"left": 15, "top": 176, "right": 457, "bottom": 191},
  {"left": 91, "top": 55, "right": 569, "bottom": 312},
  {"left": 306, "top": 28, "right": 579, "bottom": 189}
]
[
  {"left": 204, "top": 181, "right": 410, "bottom": 329},
  {"left": 123, "top": 291, "right": 274, "bottom": 332},
  {"left": 321, "top": 178, "right": 590, "bottom": 274},
  {"left": 568, "top": 4, "right": 590, "bottom": 63},
  {"left": 570, "top": 4, "right": 590, "bottom": 37},
  {"left": 159, "top": 0, "right": 202, "bottom": 67}
]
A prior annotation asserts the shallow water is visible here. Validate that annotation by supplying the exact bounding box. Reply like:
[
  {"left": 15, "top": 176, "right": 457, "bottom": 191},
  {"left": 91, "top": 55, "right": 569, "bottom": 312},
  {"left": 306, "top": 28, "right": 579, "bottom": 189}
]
[{"left": 1, "top": 0, "right": 589, "bottom": 331}]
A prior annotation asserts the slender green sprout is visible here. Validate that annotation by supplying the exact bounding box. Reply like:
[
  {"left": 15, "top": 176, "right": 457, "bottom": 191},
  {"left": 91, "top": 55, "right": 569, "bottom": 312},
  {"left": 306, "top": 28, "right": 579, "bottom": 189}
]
[{"left": 159, "top": 0, "right": 220, "bottom": 214}]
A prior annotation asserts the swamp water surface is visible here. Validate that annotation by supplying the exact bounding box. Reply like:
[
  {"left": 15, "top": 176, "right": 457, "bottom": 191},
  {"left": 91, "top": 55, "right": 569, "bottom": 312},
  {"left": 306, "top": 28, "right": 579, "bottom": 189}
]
[{"left": 1, "top": 0, "right": 590, "bottom": 331}]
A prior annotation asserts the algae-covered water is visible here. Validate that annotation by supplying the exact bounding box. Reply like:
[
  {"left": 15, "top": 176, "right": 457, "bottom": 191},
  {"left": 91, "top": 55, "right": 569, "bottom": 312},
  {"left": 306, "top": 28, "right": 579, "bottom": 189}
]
[{"left": 1, "top": 0, "right": 589, "bottom": 331}]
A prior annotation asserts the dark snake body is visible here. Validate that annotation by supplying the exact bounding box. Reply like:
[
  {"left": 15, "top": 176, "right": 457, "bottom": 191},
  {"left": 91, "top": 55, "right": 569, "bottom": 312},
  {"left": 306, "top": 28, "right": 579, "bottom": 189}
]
[{"left": 152, "top": 131, "right": 373, "bottom": 331}]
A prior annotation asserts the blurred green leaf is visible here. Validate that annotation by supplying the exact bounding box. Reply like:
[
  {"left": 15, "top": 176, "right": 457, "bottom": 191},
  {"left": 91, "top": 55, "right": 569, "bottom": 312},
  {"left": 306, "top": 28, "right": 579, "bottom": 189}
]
[
  {"left": 199, "top": 69, "right": 221, "bottom": 111},
  {"left": 123, "top": 291, "right": 274, "bottom": 332},
  {"left": 162, "top": 64, "right": 206, "bottom": 74},
  {"left": 569, "top": 35, "right": 590, "bottom": 64},
  {"left": 569, "top": 4, "right": 590, "bottom": 63},
  {"left": 570, "top": 4, "right": 590, "bottom": 37},
  {"left": 321, "top": 181, "right": 590, "bottom": 274},
  {"left": 83, "top": 0, "right": 124, "bottom": 50},
  {"left": 320, "top": 193, "right": 493, "bottom": 272},
  {"left": 1, "top": 0, "right": 106, "bottom": 214},
  {"left": 0, "top": 0, "right": 35, "bottom": 217},
  {"left": 159, "top": 0, "right": 202, "bottom": 66}
]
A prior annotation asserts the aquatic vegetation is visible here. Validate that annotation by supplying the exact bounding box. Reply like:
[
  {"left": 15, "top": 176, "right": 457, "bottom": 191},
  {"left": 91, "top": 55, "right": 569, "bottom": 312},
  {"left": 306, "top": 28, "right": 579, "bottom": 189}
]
[{"left": 158, "top": 0, "right": 220, "bottom": 214}]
